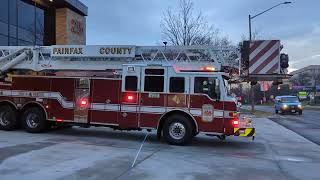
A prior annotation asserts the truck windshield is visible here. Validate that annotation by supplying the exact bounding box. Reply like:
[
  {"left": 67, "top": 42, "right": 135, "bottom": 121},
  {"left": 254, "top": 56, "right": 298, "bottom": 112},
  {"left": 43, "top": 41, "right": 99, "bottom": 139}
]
[{"left": 281, "top": 97, "right": 299, "bottom": 102}]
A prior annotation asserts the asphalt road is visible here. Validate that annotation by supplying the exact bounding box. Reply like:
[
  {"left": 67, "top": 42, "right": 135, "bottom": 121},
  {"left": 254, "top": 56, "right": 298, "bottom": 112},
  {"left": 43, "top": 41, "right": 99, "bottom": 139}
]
[
  {"left": 246, "top": 105, "right": 320, "bottom": 145},
  {"left": 1, "top": 118, "right": 320, "bottom": 180}
]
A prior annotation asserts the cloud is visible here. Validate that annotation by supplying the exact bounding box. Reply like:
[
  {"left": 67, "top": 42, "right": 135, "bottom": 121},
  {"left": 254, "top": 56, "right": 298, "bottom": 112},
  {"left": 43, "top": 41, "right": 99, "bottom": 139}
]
[
  {"left": 282, "top": 24, "right": 320, "bottom": 69},
  {"left": 80, "top": 0, "right": 320, "bottom": 70}
]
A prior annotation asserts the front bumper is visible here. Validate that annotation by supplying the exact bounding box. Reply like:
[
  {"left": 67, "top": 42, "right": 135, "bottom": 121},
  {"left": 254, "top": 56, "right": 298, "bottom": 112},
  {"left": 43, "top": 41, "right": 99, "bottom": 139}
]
[{"left": 281, "top": 106, "right": 302, "bottom": 113}]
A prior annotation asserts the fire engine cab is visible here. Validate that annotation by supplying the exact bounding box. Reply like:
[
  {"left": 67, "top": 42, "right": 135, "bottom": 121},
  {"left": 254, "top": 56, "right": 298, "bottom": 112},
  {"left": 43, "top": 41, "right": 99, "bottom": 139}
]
[{"left": 0, "top": 45, "right": 255, "bottom": 145}]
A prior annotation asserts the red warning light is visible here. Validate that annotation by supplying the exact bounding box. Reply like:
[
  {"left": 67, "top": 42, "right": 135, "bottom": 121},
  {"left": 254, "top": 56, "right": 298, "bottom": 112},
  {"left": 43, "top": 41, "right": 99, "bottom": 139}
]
[
  {"left": 233, "top": 119, "right": 239, "bottom": 126},
  {"left": 80, "top": 99, "right": 88, "bottom": 107},
  {"left": 127, "top": 95, "right": 134, "bottom": 101},
  {"left": 56, "top": 118, "right": 64, "bottom": 122},
  {"left": 125, "top": 94, "right": 136, "bottom": 103}
]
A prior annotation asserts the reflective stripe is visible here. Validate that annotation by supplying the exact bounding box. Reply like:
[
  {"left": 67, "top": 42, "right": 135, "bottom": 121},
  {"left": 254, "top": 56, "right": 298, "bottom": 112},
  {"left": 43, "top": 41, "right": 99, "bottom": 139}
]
[{"left": 0, "top": 89, "right": 234, "bottom": 117}]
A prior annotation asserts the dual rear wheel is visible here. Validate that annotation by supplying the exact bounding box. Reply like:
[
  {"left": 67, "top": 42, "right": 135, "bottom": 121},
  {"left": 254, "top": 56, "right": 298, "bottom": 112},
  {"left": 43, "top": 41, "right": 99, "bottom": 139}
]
[{"left": 0, "top": 105, "right": 48, "bottom": 133}]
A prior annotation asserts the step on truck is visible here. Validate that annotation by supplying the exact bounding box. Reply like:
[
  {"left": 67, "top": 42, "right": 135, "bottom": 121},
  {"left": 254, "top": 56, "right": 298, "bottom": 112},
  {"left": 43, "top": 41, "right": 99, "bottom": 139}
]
[{"left": 0, "top": 45, "right": 255, "bottom": 145}]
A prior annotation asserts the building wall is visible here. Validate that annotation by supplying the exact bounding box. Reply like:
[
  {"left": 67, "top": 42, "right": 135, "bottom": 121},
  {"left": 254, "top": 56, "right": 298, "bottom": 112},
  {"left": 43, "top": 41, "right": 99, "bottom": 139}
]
[
  {"left": 56, "top": 8, "right": 86, "bottom": 45},
  {"left": 0, "top": 0, "right": 87, "bottom": 46},
  {"left": 0, "top": 0, "right": 44, "bottom": 46}
]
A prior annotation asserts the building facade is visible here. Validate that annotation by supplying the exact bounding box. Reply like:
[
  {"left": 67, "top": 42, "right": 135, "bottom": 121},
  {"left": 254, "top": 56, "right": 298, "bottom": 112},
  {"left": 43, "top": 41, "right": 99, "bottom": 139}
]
[
  {"left": 290, "top": 65, "right": 320, "bottom": 86},
  {"left": 0, "top": 0, "right": 87, "bottom": 46}
]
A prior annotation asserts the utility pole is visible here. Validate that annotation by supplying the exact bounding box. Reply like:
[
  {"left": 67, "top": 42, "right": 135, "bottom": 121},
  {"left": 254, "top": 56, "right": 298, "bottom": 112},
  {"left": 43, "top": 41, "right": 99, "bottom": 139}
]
[{"left": 248, "top": 1, "right": 292, "bottom": 114}]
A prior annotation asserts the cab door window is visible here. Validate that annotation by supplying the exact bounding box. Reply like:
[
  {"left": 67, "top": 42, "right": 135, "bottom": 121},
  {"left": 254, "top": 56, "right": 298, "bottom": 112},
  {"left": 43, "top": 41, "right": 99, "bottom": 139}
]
[
  {"left": 169, "top": 77, "right": 185, "bottom": 93},
  {"left": 144, "top": 69, "right": 164, "bottom": 92},
  {"left": 194, "top": 77, "right": 220, "bottom": 99}
]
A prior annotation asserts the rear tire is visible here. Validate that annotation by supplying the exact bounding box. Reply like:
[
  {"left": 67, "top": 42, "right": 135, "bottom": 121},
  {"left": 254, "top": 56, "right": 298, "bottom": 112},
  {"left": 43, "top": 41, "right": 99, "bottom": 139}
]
[
  {"left": 0, "top": 105, "right": 18, "bottom": 131},
  {"left": 163, "top": 114, "right": 193, "bottom": 145},
  {"left": 299, "top": 111, "right": 302, "bottom": 115},
  {"left": 22, "top": 107, "right": 48, "bottom": 133},
  {"left": 275, "top": 110, "right": 278, "bottom": 114}
]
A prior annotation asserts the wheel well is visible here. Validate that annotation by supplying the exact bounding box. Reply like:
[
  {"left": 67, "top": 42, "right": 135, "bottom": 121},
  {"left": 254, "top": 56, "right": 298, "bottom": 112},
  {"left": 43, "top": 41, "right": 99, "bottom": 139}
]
[
  {"left": 21, "top": 102, "right": 48, "bottom": 120},
  {"left": 157, "top": 110, "right": 198, "bottom": 138},
  {"left": 0, "top": 101, "right": 17, "bottom": 111}
]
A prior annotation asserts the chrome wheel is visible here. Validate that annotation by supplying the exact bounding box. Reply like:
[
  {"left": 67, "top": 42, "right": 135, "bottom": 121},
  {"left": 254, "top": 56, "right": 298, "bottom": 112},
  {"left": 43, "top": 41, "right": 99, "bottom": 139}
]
[
  {"left": 26, "top": 113, "right": 40, "bottom": 128},
  {"left": 169, "top": 122, "right": 186, "bottom": 140},
  {"left": 0, "top": 112, "right": 10, "bottom": 126}
]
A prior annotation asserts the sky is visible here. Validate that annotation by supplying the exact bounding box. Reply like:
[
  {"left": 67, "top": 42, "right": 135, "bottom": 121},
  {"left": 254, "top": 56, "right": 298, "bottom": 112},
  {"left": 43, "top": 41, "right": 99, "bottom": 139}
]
[{"left": 81, "top": 0, "right": 320, "bottom": 71}]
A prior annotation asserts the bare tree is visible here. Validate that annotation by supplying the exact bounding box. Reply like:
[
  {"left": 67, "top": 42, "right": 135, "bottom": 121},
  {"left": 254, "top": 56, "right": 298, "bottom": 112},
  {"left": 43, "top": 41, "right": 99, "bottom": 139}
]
[{"left": 161, "top": 0, "right": 231, "bottom": 47}]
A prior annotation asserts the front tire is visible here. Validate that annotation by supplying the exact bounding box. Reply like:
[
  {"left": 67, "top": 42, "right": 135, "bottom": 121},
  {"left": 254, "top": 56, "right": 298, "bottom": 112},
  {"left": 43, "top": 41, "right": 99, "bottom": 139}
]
[
  {"left": 0, "top": 105, "right": 18, "bottom": 131},
  {"left": 275, "top": 109, "right": 278, "bottom": 114},
  {"left": 299, "top": 111, "right": 302, "bottom": 115},
  {"left": 22, "top": 107, "right": 48, "bottom": 133},
  {"left": 163, "top": 115, "right": 193, "bottom": 145}
]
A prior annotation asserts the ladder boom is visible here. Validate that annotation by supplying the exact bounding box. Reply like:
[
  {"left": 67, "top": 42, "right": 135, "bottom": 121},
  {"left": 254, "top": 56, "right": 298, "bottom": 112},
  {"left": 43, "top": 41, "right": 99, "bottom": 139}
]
[{"left": 0, "top": 45, "right": 239, "bottom": 74}]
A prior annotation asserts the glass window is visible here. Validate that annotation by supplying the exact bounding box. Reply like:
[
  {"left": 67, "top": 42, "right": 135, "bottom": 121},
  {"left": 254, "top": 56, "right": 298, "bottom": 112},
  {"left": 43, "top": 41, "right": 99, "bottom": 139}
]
[
  {"left": 125, "top": 76, "right": 138, "bottom": 91},
  {"left": 144, "top": 68, "right": 165, "bottom": 92},
  {"left": 18, "top": 27, "right": 34, "bottom": 43},
  {"left": 9, "top": 0, "right": 17, "bottom": 26},
  {"left": 0, "top": 0, "right": 9, "bottom": 23},
  {"left": 194, "top": 77, "right": 220, "bottom": 99},
  {"left": 9, "top": 37, "right": 17, "bottom": 46},
  {"left": 145, "top": 69, "right": 165, "bottom": 75},
  {"left": 18, "top": 0, "right": 35, "bottom": 32},
  {"left": 18, "top": 39, "right": 32, "bottom": 46},
  {"left": 0, "top": 34, "right": 9, "bottom": 46},
  {"left": 144, "top": 76, "right": 164, "bottom": 92},
  {"left": 9, "top": 25, "right": 17, "bottom": 38},
  {"left": 0, "top": 21, "right": 8, "bottom": 36},
  {"left": 170, "top": 77, "right": 185, "bottom": 93},
  {"left": 281, "top": 97, "right": 299, "bottom": 103},
  {"left": 76, "top": 78, "right": 90, "bottom": 89},
  {"left": 35, "top": 7, "right": 44, "bottom": 37}
]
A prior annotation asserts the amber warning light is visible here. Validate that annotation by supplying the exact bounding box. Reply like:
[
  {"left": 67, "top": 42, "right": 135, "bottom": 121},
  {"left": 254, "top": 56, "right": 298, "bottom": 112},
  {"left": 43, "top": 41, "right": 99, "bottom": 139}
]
[{"left": 202, "top": 66, "right": 215, "bottom": 71}]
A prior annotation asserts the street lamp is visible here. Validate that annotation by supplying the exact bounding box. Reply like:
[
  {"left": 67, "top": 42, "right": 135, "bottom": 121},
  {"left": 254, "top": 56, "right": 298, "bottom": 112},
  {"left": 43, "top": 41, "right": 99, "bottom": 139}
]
[
  {"left": 248, "top": 2, "right": 291, "bottom": 114},
  {"left": 249, "top": 2, "right": 292, "bottom": 41}
]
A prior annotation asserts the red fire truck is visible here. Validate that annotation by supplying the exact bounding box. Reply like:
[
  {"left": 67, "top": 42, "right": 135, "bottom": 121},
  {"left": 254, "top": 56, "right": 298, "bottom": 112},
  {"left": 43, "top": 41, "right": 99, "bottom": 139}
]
[{"left": 0, "top": 45, "right": 255, "bottom": 145}]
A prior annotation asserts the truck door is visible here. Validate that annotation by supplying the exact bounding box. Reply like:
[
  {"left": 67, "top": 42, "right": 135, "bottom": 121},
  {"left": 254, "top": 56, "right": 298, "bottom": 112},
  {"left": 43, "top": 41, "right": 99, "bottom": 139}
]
[
  {"left": 190, "top": 76, "right": 224, "bottom": 133},
  {"left": 119, "top": 66, "right": 141, "bottom": 128},
  {"left": 74, "top": 78, "right": 90, "bottom": 123},
  {"left": 139, "top": 67, "right": 167, "bottom": 128}
]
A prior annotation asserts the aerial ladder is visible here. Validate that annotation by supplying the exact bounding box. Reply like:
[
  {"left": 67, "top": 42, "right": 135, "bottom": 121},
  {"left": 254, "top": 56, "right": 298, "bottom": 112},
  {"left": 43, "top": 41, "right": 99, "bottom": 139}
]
[{"left": 0, "top": 45, "right": 239, "bottom": 77}]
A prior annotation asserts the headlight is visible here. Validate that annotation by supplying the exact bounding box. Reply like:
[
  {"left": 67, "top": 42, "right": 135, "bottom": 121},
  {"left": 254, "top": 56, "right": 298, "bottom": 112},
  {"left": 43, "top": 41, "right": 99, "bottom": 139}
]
[
  {"left": 298, "top": 104, "right": 303, "bottom": 109},
  {"left": 282, "top": 104, "right": 288, "bottom": 109}
]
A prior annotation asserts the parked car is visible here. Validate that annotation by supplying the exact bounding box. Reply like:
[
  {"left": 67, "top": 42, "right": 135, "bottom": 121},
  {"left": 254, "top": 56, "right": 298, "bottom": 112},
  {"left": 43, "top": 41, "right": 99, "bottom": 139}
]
[{"left": 274, "top": 96, "right": 303, "bottom": 115}]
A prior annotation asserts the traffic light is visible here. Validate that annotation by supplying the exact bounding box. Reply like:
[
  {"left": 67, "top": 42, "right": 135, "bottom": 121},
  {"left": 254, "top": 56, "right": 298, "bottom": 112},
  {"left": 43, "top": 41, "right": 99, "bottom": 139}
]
[
  {"left": 240, "top": 41, "right": 250, "bottom": 73},
  {"left": 280, "top": 53, "right": 289, "bottom": 69}
]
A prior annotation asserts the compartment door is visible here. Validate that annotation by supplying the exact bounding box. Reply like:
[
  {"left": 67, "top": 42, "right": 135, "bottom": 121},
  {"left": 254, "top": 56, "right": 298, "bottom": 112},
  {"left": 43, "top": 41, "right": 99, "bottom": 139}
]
[{"left": 74, "top": 78, "right": 90, "bottom": 123}]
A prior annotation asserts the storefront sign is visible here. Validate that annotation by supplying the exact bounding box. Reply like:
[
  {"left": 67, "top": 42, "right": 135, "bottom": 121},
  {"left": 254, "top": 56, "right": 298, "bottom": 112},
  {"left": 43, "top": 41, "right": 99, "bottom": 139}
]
[
  {"left": 70, "top": 19, "right": 84, "bottom": 35},
  {"left": 51, "top": 45, "right": 136, "bottom": 57}
]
